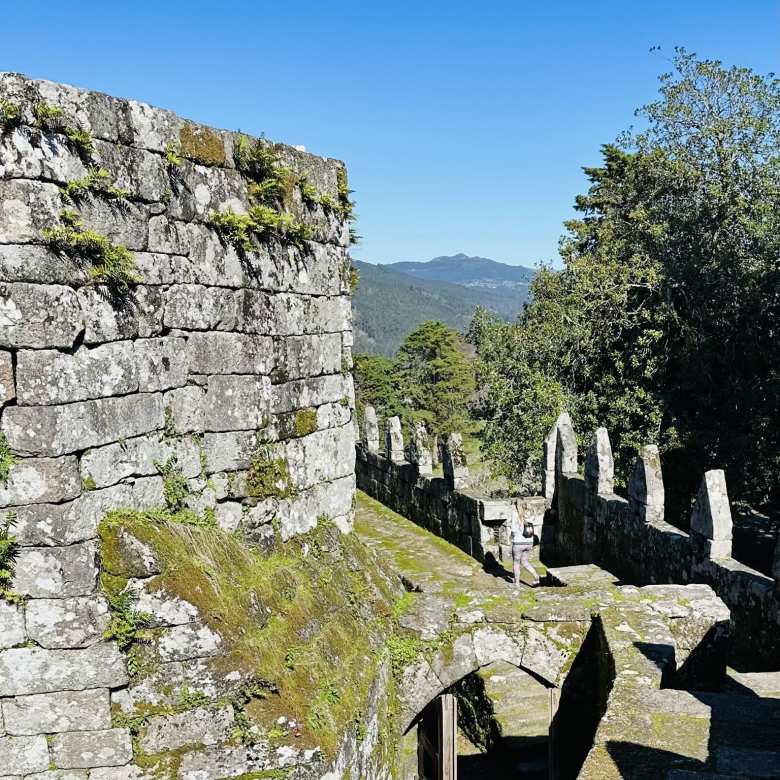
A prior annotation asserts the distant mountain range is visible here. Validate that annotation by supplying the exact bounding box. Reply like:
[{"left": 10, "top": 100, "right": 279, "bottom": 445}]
[{"left": 352, "top": 254, "right": 535, "bottom": 356}]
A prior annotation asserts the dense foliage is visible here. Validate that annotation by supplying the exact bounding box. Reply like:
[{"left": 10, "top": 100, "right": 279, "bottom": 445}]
[
  {"left": 355, "top": 320, "right": 475, "bottom": 437},
  {"left": 472, "top": 50, "right": 780, "bottom": 511}
]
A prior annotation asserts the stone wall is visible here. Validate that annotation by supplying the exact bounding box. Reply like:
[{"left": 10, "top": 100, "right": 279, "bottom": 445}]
[
  {"left": 0, "top": 73, "right": 358, "bottom": 777},
  {"left": 542, "top": 414, "right": 780, "bottom": 669},
  {"left": 355, "top": 408, "right": 547, "bottom": 562}
]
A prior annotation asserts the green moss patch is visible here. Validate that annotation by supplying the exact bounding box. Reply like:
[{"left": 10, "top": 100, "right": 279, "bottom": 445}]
[
  {"left": 98, "top": 512, "right": 400, "bottom": 759},
  {"left": 293, "top": 408, "right": 318, "bottom": 438},
  {"left": 179, "top": 123, "right": 225, "bottom": 166},
  {"left": 246, "top": 446, "right": 295, "bottom": 499}
]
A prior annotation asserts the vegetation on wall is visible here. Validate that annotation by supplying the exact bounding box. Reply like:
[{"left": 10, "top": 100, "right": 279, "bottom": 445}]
[
  {"left": 43, "top": 210, "right": 140, "bottom": 294},
  {"left": 471, "top": 50, "right": 780, "bottom": 508},
  {"left": 98, "top": 511, "right": 401, "bottom": 761},
  {"left": 0, "top": 99, "right": 21, "bottom": 129},
  {"left": 0, "top": 512, "right": 18, "bottom": 601},
  {"left": 62, "top": 167, "right": 130, "bottom": 202}
]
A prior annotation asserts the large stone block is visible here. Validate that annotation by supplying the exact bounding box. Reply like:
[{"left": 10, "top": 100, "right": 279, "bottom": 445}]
[
  {"left": 271, "top": 333, "right": 342, "bottom": 382},
  {"left": 148, "top": 214, "right": 190, "bottom": 255},
  {"left": 0, "top": 644, "right": 128, "bottom": 696},
  {"left": 202, "top": 431, "right": 260, "bottom": 473},
  {"left": 0, "top": 734, "right": 49, "bottom": 774},
  {"left": 271, "top": 374, "right": 349, "bottom": 415},
  {"left": 163, "top": 385, "right": 205, "bottom": 435},
  {"left": 51, "top": 728, "right": 132, "bottom": 769},
  {"left": 7, "top": 73, "right": 132, "bottom": 144},
  {"left": 0, "top": 601, "right": 25, "bottom": 649},
  {"left": 13, "top": 542, "right": 99, "bottom": 598},
  {"left": 8, "top": 483, "right": 132, "bottom": 547},
  {"left": 25, "top": 596, "right": 110, "bottom": 649},
  {"left": 163, "top": 284, "right": 238, "bottom": 331},
  {"left": 0, "top": 243, "right": 89, "bottom": 286},
  {"left": 0, "top": 350, "right": 15, "bottom": 405},
  {"left": 80, "top": 434, "right": 201, "bottom": 490},
  {"left": 127, "top": 98, "right": 184, "bottom": 153},
  {"left": 15, "top": 342, "right": 137, "bottom": 405},
  {"left": 204, "top": 375, "right": 272, "bottom": 432},
  {"left": 306, "top": 294, "right": 352, "bottom": 333},
  {"left": 138, "top": 705, "right": 234, "bottom": 753},
  {"left": 70, "top": 196, "right": 149, "bottom": 252},
  {"left": 2, "top": 689, "right": 111, "bottom": 735},
  {"left": 167, "top": 163, "right": 246, "bottom": 222},
  {"left": 0, "top": 180, "right": 61, "bottom": 243},
  {"left": 2, "top": 392, "right": 164, "bottom": 456},
  {"left": 78, "top": 285, "right": 164, "bottom": 344},
  {"left": 92, "top": 139, "right": 168, "bottom": 203},
  {"left": 186, "top": 331, "right": 273, "bottom": 375},
  {"left": 0, "top": 456, "right": 80, "bottom": 507},
  {"left": 134, "top": 337, "right": 188, "bottom": 392},
  {"left": 0, "top": 125, "right": 87, "bottom": 184},
  {"left": 0, "top": 283, "right": 83, "bottom": 349},
  {"left": 284, "top": 424, "right": 355, "bottom": 490}
]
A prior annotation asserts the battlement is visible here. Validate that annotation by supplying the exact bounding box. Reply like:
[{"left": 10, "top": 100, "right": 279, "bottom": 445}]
[
  {"left": 355, "top": 407, "right": 547, "bottom": 562},
  {"left": 543, "top": 413, "right": 780, "bottom": 668}
]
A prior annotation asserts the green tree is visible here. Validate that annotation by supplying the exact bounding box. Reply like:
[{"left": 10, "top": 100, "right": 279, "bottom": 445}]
[
  {"left": 353, "top": 353, "right": 404, "bottom": 419},
  {"left": 395, "top": 321, "right": 475, "bottom": 436},
  {"left": 475, "top": 49, "right": 780, "bottom": 508}
]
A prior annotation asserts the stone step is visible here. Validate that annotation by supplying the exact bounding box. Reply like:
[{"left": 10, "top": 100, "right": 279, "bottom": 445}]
[{"left": 723, "top": 668, "right": 780, "bottom": 698}]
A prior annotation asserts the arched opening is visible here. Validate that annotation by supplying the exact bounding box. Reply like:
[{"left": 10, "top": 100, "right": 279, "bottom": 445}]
[
  {"left": 400, "top": 662, "right": 556, "bottom": 780},
  {"left": 398, "top": 619, "right": 608, "bottom": 780}
]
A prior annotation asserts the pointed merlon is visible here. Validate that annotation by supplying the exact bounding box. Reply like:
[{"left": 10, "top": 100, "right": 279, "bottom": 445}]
[
  {"left": 555, "top": 414, "right": 578, "bottom": 476},
  {"left": 385, "top": 416, "right": 404, "bottom": 463},
  {"left": 690, "top": 469, "right": 732, "bottom": 542},
  {"left": 363, "top": 406, "right": 379, "bottom": 453},
  {"left": 409, "top": 420, "right": 433, "bottom": 475},
  {"left": 584, "top": 427, "right": 614, "bottom": 495},
  {"left": 542, "top": 412, "right": 574, "bottom": 496},
  {"left": 443, "top": 432, "right": 469, "bottom": 490},
  {"left": 628, "top": 444, "right": 664, "bottom": 522}
]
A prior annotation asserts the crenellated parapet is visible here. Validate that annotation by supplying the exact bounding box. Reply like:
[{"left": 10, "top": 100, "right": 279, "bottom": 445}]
[
  {"left": 355, "top": 409, "right": 546, "bottom": 563},
  {"left": 543, "top": 415, "right": 780, "bottom": 668}
]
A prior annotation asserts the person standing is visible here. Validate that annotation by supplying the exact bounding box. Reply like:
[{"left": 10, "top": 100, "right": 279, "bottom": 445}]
[{"left": 510, "top": 500, "right": 540, "bottom": 588}]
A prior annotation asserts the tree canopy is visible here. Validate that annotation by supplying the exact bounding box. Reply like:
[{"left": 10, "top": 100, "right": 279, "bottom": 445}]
[
  {"left": 354, "top": 320, "right": 475, "bottom": 437},
  {"left": 472, "top": 49, "right": 780, "bottom": 511}
]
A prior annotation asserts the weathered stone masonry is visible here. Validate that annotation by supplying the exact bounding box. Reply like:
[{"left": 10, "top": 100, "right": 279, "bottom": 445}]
[
  {"left": 0, "top": 73, "right": 357, "bottom": 776},
  {"left": 355, "top": 410, "right": 548, "bottom": 563},
  {"left": 542, "top": 414, "right": 780, "bottom": 669}
]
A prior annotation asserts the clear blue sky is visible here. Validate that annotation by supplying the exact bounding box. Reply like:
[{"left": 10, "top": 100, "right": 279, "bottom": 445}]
[{"left": 2, "top": 1, "right": 777, "bottom": 267}]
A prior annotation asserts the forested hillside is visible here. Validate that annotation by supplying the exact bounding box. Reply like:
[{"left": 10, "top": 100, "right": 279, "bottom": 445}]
[{"left": 352, "top": 257, "right": 531, "bottom": 355}]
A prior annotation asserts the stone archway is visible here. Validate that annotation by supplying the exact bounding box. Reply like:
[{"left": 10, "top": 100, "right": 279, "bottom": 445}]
[
  {"left": 396, "top": 623, "right": 580, "bottom": 780},
  {"left": 398, "top": 623, "right": 572, "bottom": 735}
]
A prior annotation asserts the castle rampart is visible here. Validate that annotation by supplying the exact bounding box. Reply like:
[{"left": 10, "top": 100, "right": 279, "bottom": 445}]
[{"left": 0, "top": 73, "right": 358, "bottom": 777}]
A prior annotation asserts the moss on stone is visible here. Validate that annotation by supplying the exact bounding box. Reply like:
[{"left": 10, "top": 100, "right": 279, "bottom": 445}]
[
  {"left": 179, "top": 123, "right": 226, "bottom": 166},
  {"left": 293, "top": 408, "right": 318, "bottom": 438},
  {"left": 97, "top": 511, "right": 400, "bottom": 760},
  {"left": 0, "top": 433, "right": 17, "bottom": 487},
  {"left": 246, "top": 446, "right": 295, "bottom": 499}
]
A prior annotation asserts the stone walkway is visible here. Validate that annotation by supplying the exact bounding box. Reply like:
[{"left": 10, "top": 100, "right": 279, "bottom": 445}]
[{"left": 352, "top": 490, "right": 780, "bottom": 780}]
